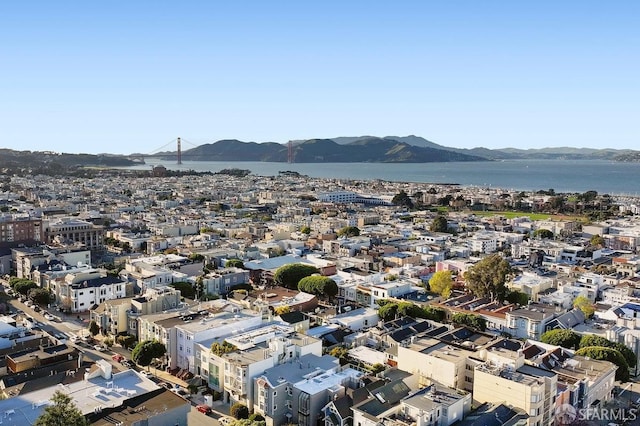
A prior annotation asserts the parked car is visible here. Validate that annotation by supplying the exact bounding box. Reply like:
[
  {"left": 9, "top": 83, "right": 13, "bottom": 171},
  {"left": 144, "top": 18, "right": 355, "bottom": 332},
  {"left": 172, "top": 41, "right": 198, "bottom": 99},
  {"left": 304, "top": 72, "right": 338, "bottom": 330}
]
[
  {"left": 112, "top": 354, "right": 125, "bottom": 362},
  {"left": 44, "top": 313, "right": 54, "bottom": 321},
  {"left": 94, "top": 345, "right": 106, "bottom": 352},
  {"left": 196, "top": 404, "right": 212, "bottom": 414}
]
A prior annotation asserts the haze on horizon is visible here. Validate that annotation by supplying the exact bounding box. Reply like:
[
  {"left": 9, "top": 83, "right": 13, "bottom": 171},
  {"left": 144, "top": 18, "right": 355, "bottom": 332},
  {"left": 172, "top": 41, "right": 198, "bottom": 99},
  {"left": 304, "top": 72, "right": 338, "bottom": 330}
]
[{"left": 1, "top": 1, "right": 638, "bottom": 155}]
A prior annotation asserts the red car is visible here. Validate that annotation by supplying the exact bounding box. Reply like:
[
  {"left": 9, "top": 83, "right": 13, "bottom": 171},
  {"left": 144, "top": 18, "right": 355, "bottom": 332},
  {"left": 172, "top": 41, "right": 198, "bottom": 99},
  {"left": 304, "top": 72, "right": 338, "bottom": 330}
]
[
  {"left": 112, "top": 354, "right": 125, "bottom": 362},
  {"left": 196, "top": 404, "right": 212, "bottom": 414}
]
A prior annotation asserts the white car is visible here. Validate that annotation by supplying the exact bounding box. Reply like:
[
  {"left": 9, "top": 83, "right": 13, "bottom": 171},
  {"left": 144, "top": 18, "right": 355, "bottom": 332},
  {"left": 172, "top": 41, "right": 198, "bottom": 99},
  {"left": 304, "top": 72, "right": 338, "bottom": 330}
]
[
  {"left": 93, "top": 345, "right": 106, "bottom": 352},
  {"left": 44, "top": 313, "right": 54, "bottom": 321}
]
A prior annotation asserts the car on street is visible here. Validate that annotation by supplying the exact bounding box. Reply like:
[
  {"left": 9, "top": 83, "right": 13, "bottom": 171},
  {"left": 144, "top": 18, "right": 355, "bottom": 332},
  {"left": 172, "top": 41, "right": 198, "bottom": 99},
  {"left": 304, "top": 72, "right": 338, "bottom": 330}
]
[
  {"left": 196, "top": 404, "right": 212, "bottom": 414},
  {"left": 94, "top": 345, "right": 106, "bottom": 352},
  {"left": 44, "top": 313, "right": 55, "bottom": 321},
  {"left": 112, "top": 354, "right": 125, "bottom": 362}
]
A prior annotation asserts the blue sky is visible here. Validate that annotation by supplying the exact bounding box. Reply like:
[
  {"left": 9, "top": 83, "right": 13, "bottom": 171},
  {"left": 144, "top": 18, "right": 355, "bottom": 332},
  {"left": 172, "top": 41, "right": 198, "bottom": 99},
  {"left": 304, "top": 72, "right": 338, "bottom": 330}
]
[{"left": 1, "top": 1, "right": 638, "bottom": 154}]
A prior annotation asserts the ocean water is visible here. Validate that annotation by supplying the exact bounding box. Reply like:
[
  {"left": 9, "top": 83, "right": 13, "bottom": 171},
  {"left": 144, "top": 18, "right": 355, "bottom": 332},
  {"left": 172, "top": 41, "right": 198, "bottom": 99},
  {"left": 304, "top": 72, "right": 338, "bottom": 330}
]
[{"left": 125, "top": 159, "right": 640, "bottom": 195}]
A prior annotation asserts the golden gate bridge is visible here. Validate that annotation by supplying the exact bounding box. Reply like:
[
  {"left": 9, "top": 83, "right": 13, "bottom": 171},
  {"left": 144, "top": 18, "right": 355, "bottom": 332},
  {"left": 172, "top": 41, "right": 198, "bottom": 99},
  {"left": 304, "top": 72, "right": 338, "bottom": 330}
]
[{"left": 132, "top": 138, "right": 297, "bottom": 164}]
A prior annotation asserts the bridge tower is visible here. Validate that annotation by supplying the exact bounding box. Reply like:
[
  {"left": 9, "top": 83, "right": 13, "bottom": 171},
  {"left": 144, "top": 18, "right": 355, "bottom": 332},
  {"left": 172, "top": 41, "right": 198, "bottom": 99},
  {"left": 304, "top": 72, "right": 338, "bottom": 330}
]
[
  {"left": 287, "top": 140, "right": 294, "bottom": 163},
  {"left": 177, "top": 137, "right": 182, "bottom": 165}
]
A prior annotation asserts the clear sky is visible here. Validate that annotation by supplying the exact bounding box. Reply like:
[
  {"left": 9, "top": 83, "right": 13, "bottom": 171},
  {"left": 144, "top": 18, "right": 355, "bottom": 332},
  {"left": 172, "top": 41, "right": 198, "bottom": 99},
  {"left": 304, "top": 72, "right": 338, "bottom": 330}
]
[{"left": 1, "top": 1, "right": 638, "bottom": 154}]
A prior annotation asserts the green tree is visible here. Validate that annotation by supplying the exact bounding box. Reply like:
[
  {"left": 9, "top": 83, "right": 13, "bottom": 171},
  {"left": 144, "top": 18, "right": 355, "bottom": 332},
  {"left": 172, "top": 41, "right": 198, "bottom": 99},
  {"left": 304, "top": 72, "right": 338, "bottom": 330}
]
[
  {"left": 392, "top": 190, "right": 414, "bottom": 209},
  {"left": 579, "top": 334, "right": 636, "bottom": 368},
  {"left": 590, "top": 234, "right": 605, "bottom": 247},
  {"left": 211, "top": 340, "right": 237, "bottom": 356},
  {"left": 274, "top": 305, "right": 291, "bottom": 316},
  {"left": 378, "top": 303, "right": 399, "bottom": 321},
  {"left": 297, "top": 276, "right": 338, "bottom": 300},
  {"left": 451, "top": 313, "right": 487, "bottom": 331},
  {"left": 230, "top": 402, "right": 250, "bottom": 420},
  {"left": 573, "top": 295, "right": 595, "bottom": 318},
  {"left": 226, "top": 258, "right": 245, "bottom": 269},
  {"left": 300, "top": 226, "right": 311, "bottom": 235},
  {"left": 273, "top": 263, "right": 319, "bottom": 289},
  {"left": 505, "top": 290, "right": 529, "bottom": 306},
  {"left": 540, "top": 329, "right": 581, "bottom": 350},
  {"left": 337, "top": 226, "right": 360, "bottom": 237},
  {"left": 189, "top": 253, "right": 205, "bottom": 262},
  {"left": 464, "top": 254, "right": 512, "bottom": 302},
  {"left": 132, "top": 340, "right": 166, "bottom": 368},
  {"left": 533, "top": 229, "right": 554, "bottom": 239},
  {"left": 28, "top": 287, "right": 52, "bottom": 305},
  {"left": 329, "top": 347, "right": 350, "bottom": 365},
  {"left": 429, "top": 271, "right": 453, "bottom": 299},
  {"left": 195, "top": 276, "right": 205, "bottom": 300},
  {"left": 14, "top": 280, "right": 38, "bottom": 295},
  {"left": 35, "top": 390, "right": 88, "bottom": 426},
  {"left": 169, "top": 281, "right": 196, "bottom": 299},
  {"left": 116, "top": 334, "right": 137, "bottom": 349},
  {"left": 89, "top": 320, "right": 100, "bottom": 336},
  {"left": 430, "top": 215, "right": 448, "bottom": 233},
  {"left": 575, "top": 346, "right": 629, "bottom": 382}
]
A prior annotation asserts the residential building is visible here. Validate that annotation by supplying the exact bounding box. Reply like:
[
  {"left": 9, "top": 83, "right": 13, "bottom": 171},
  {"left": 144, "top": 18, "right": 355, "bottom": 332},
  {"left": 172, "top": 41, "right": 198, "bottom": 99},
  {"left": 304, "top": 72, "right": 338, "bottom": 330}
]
[
  {"left": 255, "top": 354, "right": 362, "bottom": 426},
  {"left": 473, "top": 362, "right": 557, "bottom": 426}
]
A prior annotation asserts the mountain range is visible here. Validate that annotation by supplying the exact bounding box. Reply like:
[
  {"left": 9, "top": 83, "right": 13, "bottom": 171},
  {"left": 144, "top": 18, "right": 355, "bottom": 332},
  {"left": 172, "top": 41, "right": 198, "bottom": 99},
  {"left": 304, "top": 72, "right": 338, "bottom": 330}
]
[{"left": 155, "top": 136, "right": 639, "bottom": 163}]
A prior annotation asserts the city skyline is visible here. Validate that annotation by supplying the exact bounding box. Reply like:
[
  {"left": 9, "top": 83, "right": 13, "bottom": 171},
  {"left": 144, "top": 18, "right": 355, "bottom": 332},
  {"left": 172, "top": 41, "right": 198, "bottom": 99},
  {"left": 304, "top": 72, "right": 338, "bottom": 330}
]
[{"left": 1, "top": 1, "right": 638, "bottom": 154}]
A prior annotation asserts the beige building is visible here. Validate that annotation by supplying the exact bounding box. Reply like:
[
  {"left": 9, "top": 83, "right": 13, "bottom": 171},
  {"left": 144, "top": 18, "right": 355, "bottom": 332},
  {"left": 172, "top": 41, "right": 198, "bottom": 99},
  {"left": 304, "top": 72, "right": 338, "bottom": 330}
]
[{"left": 473, "top": 362, "right": 557, "bottom": 426}]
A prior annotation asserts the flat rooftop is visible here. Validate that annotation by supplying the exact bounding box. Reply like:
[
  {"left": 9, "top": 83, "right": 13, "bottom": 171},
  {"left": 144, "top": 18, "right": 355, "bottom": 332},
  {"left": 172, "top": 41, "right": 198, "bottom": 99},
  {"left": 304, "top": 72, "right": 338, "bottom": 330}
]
[{"left": 0, "top": 369, "right": 159, "bottom": 426}]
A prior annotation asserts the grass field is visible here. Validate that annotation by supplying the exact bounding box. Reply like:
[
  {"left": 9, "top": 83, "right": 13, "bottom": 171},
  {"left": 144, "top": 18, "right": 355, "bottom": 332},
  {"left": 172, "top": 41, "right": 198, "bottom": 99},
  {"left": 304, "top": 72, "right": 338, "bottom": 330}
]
[{"left": 470, "top": 210, "right": 588, "bottom": 222}]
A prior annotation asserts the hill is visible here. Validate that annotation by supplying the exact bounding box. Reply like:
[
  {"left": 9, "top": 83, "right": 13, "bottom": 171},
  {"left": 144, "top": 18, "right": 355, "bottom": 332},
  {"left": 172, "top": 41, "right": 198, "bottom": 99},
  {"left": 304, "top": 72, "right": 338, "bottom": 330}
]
[{"left": 173, "top": 137, "right": 485, "bottom": 163}]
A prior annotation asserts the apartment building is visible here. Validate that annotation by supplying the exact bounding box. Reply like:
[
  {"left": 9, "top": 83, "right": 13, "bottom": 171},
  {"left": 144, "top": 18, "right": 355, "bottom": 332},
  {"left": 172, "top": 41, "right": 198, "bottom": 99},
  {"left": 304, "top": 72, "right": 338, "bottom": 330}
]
[
  {"left": 473, "top": 362, "right": 557, "bottom": 426},
  {"left": 0, "top": 214, "right": 43, "bottom": 243},
  {"left": 255, "top": 354, "right": 362, "bottom": 426}
]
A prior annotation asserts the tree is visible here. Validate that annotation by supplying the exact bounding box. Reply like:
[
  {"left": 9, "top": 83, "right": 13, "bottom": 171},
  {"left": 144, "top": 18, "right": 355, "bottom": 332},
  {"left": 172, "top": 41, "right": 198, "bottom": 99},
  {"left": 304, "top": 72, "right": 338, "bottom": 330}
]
[
  {"left": 337, "top": 226, "right": 360, "bottom": 237},
  {"left": 35, "top": 390, "right": 88, "bottom": 426},
  {"left": 274, "top": 305, "right": 291, "bottom": 316},
  {"left": 540, "top": 329, "right": 581, "bottom": 350},
  {"left": 533, "top": 229, "right": 554, "bottom": 239},
  {"left": 505, "top": 290, "right": 529, "bottom": 306},
  {"left": 189, "top": 253, "right": 205, "bottom": 262},
  {"left": 211, "top": 340, "right": 237, "bottom": 356},
  {"left": 297, "top": 276, "right": 338, "bottom": 300},
  {"left": 28, "top": 287, "right": 53, "bottom": 305},
  {"left": 300, "top": 226, "right": 311, "bottom": 235},
  {"left": 89, "top": 320, "right": 100, "bottom": 336},
  {"left": 451, "top": 313, "right": 487, "bottom": 331},
  {"left": 464, "top": 254, "right": 512, "bottom": 302},
  {"left": 429, "top": 271, "right": 453, "bottom": 299},
  {"left": 273, "top": 263, "right": 319, "bottom": 289},
  {"left": 575, "top": 346, "right": 629, "bottom": 382},
  {"left": 230, "top": 402, "right": 250, "bottom": 419},
  {"left": 226, "top": 258, "right": 245, "bottom": 269},
  {"left": 430, "top": 215, "right": 448, "bottom": 233},
  {"left": 392, "top": 190, "right": 414, "bottom": 209},
  {"left": 195, "top": 276, "right": 205, "bottom": 300},
  {"left": 132, "top": 340, "right": 166, "bottom": 368},
  {"left": 573, "top": 295, "right": 595, "bottom": 318},
  {"left": 103, "top": 337, "right": 114, "bottom": 348},
  {"left": 169, "top": 281, "right": 196, "bottom": 299},
  {"left": 14, "top": 279, "right": 38, "bottom": 295},
  {"left": 579, "top": 334, "right": 636, "bottom": 368},
  {"left": 590, "top": 234, "right": 605, "bottom": 247},
  {"left": 116, "top": 334, "right": 137, "bottom": 349},
  {"left": 329, "top": 347, "right": 350, "bottom": 365}
]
